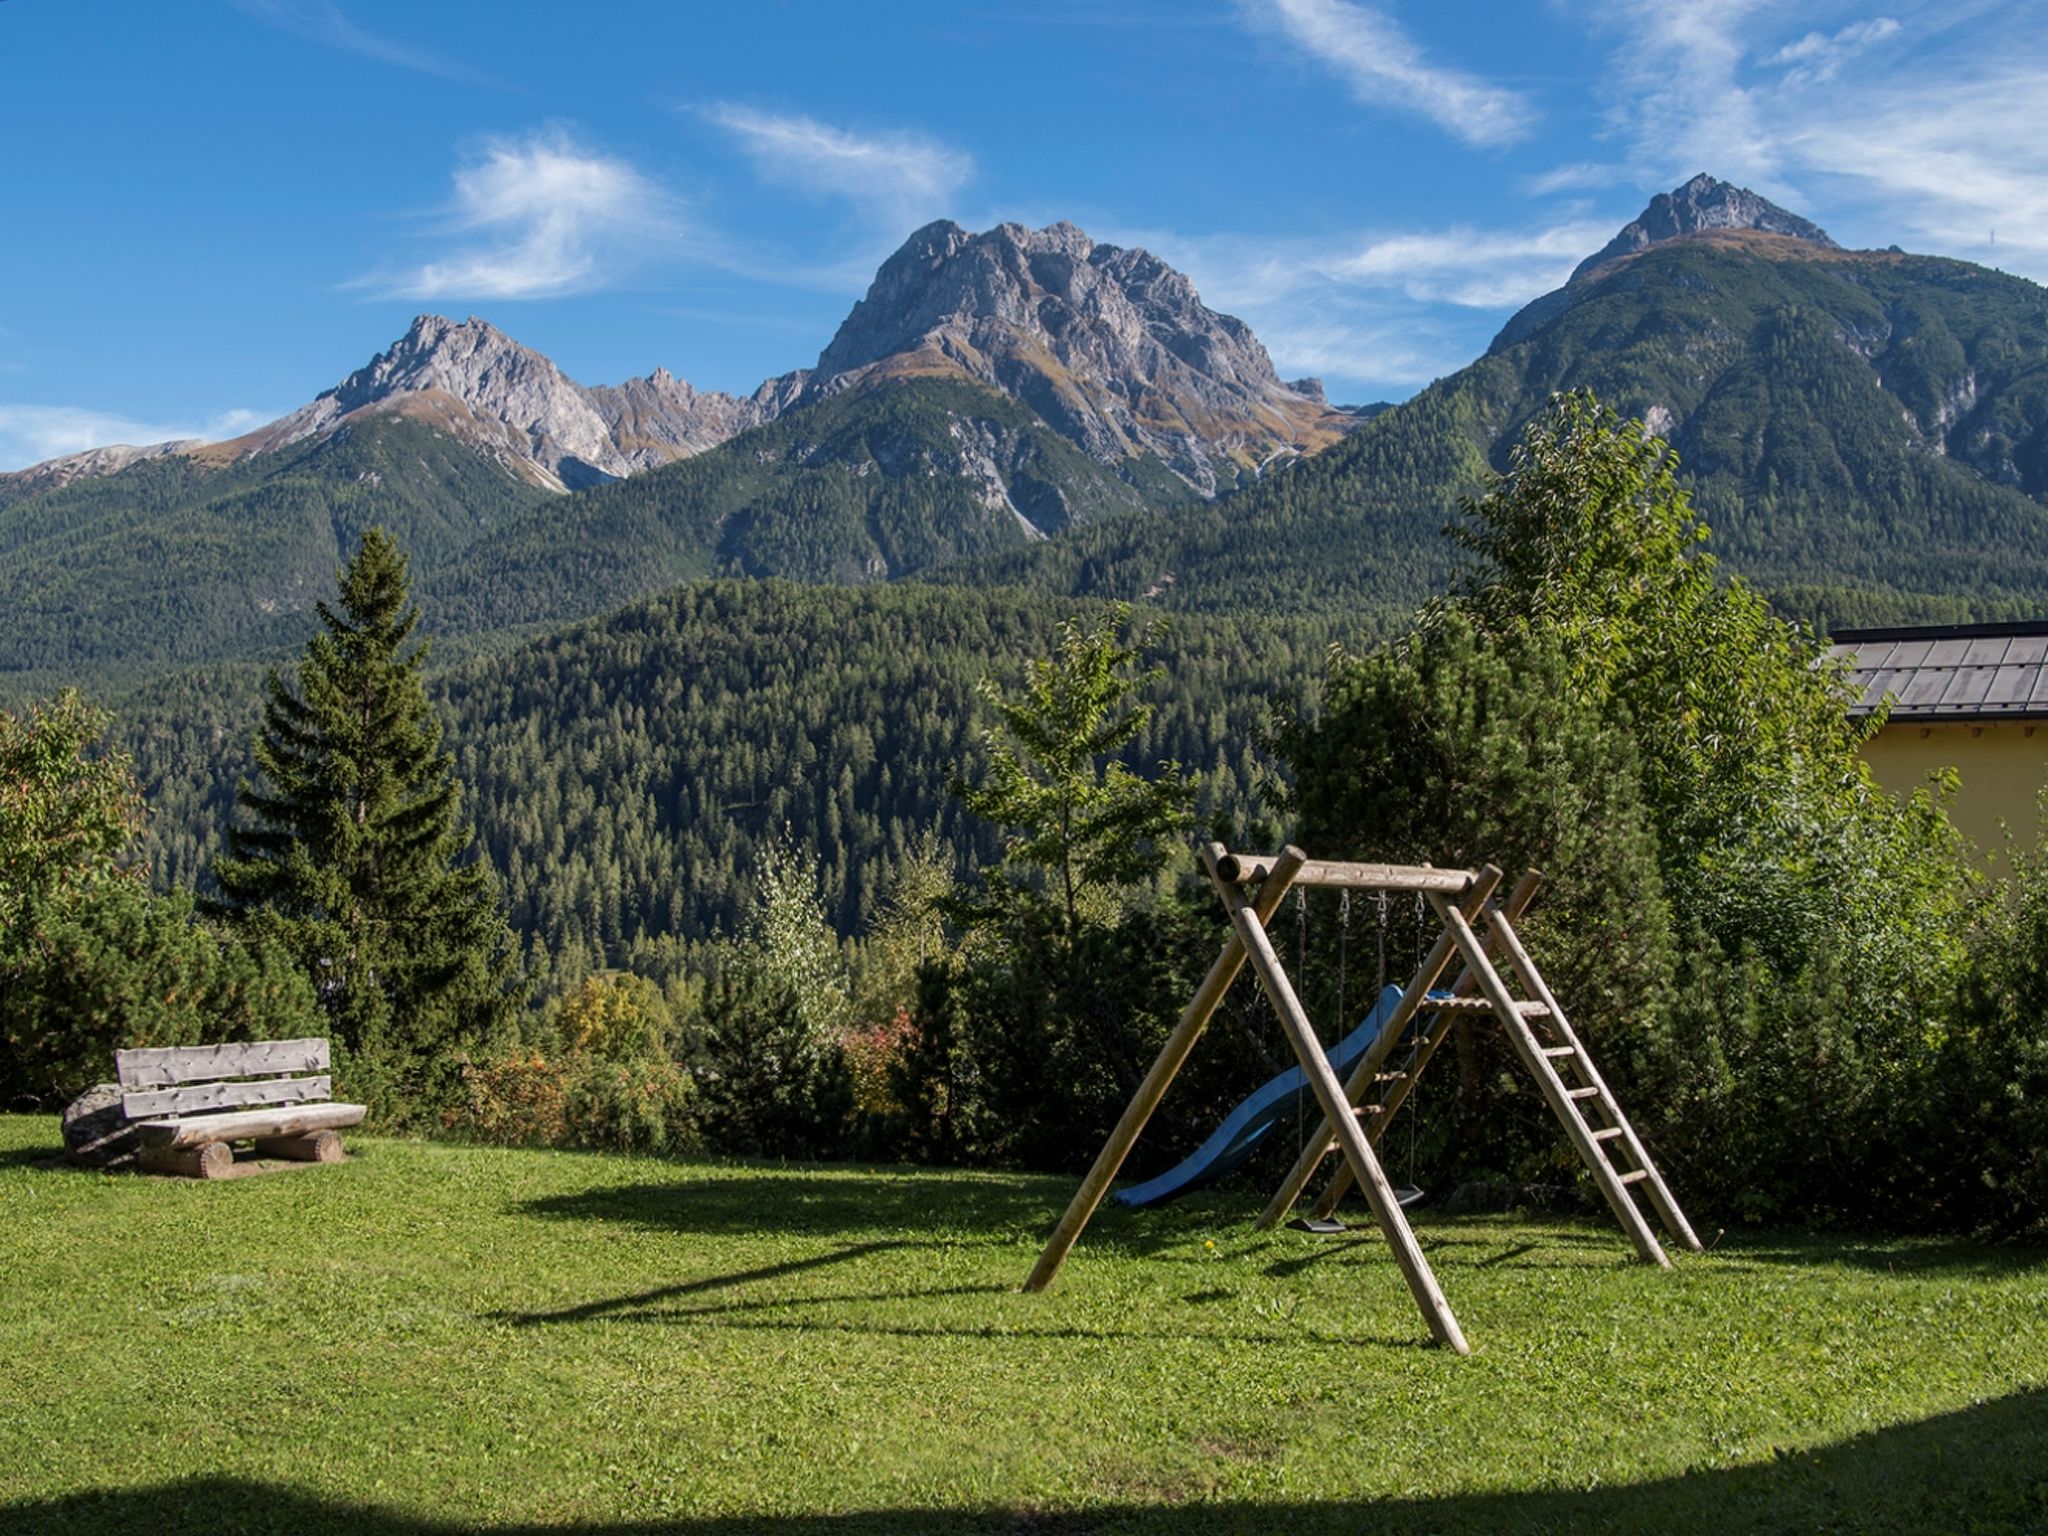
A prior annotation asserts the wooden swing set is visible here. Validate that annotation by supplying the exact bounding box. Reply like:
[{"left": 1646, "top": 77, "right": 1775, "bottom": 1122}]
[{"left": 1024, "top": 844, "right": 1701, "bottom": 1355}]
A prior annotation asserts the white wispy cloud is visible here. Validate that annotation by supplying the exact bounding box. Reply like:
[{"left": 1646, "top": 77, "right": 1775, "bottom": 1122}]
[
  {"left": 703, "top": 104, "right": 973, "bottom": 230},
  {"left": 1237, "top": 0, "right": 1535, "bottom": 148},
  {"left": 1784, "top": 66, "right": 2048, "bottom": 263},
  {"left": 354, "top": 128, "right": 677, "bottom": 301},
  {"left": 0, "top": 405, "right": 268, "bottom": 472},
  {"left": 1521, "top": 161, "right": 1635, "bottom": 197},
  {"left": 1313, "top": 220, "right": 1617, "bottom": 306},
  {"left": 1116, "top": 212, "right": 1612, "bottom": 390},
  {"left": 229, "top": 0, "right": 498, "bottom": 86},
  {"left": 1763, "top": 16, "right": 1900, "bottom": 82},
  {"left": 1580, "top": 2, "right": 2048, "bottom": 277}
]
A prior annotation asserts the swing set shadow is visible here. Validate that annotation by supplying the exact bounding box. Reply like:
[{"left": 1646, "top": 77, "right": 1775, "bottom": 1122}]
[{"left": 1022, "top": 844, "right": 1704, "bottom": 1357}]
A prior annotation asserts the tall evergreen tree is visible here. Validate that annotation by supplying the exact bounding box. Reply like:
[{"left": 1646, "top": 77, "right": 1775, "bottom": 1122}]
[{"left": 212, "top": 527, "right": 521, "bottom": 1113}]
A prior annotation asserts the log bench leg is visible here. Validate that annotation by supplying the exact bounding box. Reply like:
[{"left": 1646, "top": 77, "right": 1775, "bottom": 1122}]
[
  {"left": 254, "top": 1130, "right": 343, "bottom": 1163},
  {"left": 139, "top": 1141, "right": 233, "bottom": 1179}
]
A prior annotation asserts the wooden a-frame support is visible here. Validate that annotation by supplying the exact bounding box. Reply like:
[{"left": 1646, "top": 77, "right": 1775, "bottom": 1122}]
[{"left": 1023, "top": 843, "right": 1702, "bottom": 1354}]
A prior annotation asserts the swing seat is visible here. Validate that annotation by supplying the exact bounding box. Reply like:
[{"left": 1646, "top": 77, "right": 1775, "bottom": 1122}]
[{"left": 1289, "top": 1184, "right": 1425, "bottom": 1234}]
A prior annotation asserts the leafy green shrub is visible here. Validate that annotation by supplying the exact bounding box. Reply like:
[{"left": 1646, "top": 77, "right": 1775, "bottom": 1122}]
[
  {"left": 1276, "top": 394, "right": 1974, "bottom": 1223},
  {"left": 696, "top": 839, "right": 855, "bottom": 1158},
  {"left": 450, "top": 1046, "right": 697, "bottom": 1155},
  {"left": 1944, "top": 846, "right": 2048, "bottom": 1233},
  {"left": 0, "top": 691, "right": 320, "bottom": 1106}
]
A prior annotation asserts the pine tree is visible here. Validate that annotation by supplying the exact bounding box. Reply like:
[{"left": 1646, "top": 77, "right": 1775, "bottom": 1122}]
[{"left": 212, "top": 527, "right": 521, "bottom": 1113}]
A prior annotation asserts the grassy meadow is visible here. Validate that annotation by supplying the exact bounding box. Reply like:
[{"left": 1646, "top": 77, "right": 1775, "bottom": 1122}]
[{"left": 1, "top": 1115, "right": 2044, "bottom": 1534}]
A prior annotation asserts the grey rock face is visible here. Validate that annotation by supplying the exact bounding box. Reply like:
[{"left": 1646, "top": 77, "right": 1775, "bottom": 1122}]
[
  {"left": 1571, "top": 173, "right": 1836, "bottom": 282},
  {"left": 586, "top": 366, "right": 808, "bottom": 472},
  {"left": 62, "top": 1082, "right": 136, "bottom": 1169},
  {"left": 0, "top": 439, "right": 200, "bottom": 504},
  {"left": 808, "top": 219, "right": 1350, "bottom": 494},
  {"left": 248, "top": 316, "right": 797, "bottom": 492}
]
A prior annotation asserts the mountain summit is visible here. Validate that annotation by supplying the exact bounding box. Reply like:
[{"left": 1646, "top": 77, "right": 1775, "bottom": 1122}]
[
  {"left": 220, "top": 316, "right": 799, "bottom": 492},
  {"left": 1491, "top": 174, "right": 1841, "bottom": 355},
  {"left": 807, "top": 219, "right": 1355, "bottom": 493},
  {"left": 1571, "top": 173, "right": 1836, "bottom": 281}
]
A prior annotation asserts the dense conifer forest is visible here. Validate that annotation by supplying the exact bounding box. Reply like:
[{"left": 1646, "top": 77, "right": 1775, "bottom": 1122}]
[{"left": 82, "top": 581, "right": 1352, "bottom": 966}]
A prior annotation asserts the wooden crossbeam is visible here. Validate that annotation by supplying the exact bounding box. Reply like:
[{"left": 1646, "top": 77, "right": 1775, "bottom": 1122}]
[{"left": 1213, "top": 853, "right": 1475, "bottom": 893}]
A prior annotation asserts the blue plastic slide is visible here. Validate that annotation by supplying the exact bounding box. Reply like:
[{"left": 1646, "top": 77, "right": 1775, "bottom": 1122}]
[{"left": 1114, "top": 984, "right": 1419, "bottom": 1208}]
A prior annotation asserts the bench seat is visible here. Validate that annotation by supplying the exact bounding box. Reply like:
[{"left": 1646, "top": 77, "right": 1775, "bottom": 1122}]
[{"left": 134, "top": 1101, "right": 366, "bottom": 1150}]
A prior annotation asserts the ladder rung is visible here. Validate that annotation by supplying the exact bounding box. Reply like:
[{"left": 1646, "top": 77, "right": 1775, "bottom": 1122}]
[
  {"left": 1567, "top": 1086, "right": 1601, "bottom": 1100},
  {"left": 1374, "top": 1072, "right": 1408, "bottom": 1083},
  {"left": 1541, "top": 1045, "right": 1577, "bottom": 1058},
  {"left": 1618, "top": 1168, "right": 1650, "bottom": 1185},
  {"left": 1426, "top": 996, "right": 1549, "bottom": 1016},
  {"left": 1353, "top": 1104, "right": 1384, "bottom": 1117},
  {"left": 1591, "top": 1127, "right": 1624, "bottom": 1142}
]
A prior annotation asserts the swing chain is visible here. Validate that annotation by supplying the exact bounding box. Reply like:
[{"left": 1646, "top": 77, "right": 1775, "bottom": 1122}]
[{"left": 1336, "top": 889, "right": 1350, "bottom": 1027}]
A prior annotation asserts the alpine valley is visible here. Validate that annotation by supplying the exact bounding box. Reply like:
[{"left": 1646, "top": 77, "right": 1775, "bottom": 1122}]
[{"left": 11, "top": 175, "right": 2048, "bottom": 958}]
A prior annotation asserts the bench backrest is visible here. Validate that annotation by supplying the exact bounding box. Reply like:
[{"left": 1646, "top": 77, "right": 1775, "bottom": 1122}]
[{"left": 114, "top": 1038, "right": 333, "bottom": 1121}]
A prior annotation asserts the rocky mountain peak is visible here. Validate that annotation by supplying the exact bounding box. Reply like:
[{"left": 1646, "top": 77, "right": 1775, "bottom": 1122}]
[
  {"left": 1571, "top": 173, "right": 1836, "bottom": 281},
  {"left": 215, "top": 315, "right": 798, "bottom": 491},
  {"left": 809, "top": 219, "right": 1352, "bottom": 492}
]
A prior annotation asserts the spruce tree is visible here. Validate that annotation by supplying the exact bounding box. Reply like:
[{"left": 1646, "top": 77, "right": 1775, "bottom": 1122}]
[{"left": 212, "top": 527, "right": 520, "bottom": 1112}]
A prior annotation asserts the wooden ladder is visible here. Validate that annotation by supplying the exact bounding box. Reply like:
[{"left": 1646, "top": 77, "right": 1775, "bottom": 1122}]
[{"left": 1427, "top": 891, "right": 1702, "bottom": 1264}]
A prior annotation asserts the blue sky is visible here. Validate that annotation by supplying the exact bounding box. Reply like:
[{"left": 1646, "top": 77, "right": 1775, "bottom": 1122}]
[{"left": 3, "top": 0, "right": 2046, "bottom": 469}]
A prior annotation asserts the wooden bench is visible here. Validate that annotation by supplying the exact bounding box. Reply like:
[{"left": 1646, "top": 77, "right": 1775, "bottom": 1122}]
[{"left": 114, "top": 1037, "right": 365, "bottom": 1178}]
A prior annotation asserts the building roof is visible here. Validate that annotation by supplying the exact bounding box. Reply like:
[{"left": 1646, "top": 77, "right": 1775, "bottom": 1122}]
[{"left": 1829, "top": 621, "right": 2048, "bottom": 722}]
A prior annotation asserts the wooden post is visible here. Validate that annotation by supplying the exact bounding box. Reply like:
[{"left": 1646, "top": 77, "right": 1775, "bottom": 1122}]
[
  {"left": 1304, "top": 870, "right": 1544, "bottom": 1223},
  {"left": 139, "top": 1141, "right": 232, "bottom": 1179},
  {"left": 1483, "top": 909, "right": 1703, "bottom": 1255},
  {"left": 1430, "top": 894, "right": 1670, "bottom": 1268},
  {"left": 1215, "top": 860, "right": 1470, "bottom": 1354},
  {"left": 254, "top": 1130, "right": 344, "bottom": 1163},
  {"left": 1256, "top": 865, "right": 1505, "bottom": 1230},
  {"left": 1021, "top": 843, "right": 1305, "bottom": 1293}
]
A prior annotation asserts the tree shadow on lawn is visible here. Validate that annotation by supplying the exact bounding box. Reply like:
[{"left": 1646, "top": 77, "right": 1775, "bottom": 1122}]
[
  {"left": 7, "top": 1386, "right": 2043, "bottom": 1535},
  {"left": 490, "top": 1235, "right": 1422, "bottom": 1351},
  {"left": 1705, "top": 1227, "right": 2048, "bottom": 1279},
  {"left": 513, "top": 1168, "right": 1215, "bottom": 1264}
]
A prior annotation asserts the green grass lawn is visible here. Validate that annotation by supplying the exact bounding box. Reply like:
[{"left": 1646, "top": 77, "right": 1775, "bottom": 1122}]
[{"left": 2, "top": 1115, "right": 2044, "bottom": 1534}]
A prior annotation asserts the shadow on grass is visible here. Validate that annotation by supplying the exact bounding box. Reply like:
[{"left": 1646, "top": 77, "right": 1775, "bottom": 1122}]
[
  {"left": 493, "top": 1236, "right": 1419, "bottom": 1350},
  {"left": 1708, "top": 1228, "right": 2048, "bottom": 1278},
  {"left": 0, "top": 1144, "right": 63, "bottom": 1172},
  {"left": 515, "top": 1169, "right": 1061, "bottom": 1240},
  {"left": 6, "top": 1387, "right": 2043, "bottom": 1534}
]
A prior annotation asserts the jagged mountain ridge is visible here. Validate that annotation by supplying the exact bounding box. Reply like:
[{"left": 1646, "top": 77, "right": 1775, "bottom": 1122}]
[
  {"left": 1492, "top": 173, "right": 1840, "bottom": 354},
  {"left": 202, "top": 315, "right": 808, "bottom": 494},
  {"left": 3, "top": 219, "right": 1359, "bottom": 502}
]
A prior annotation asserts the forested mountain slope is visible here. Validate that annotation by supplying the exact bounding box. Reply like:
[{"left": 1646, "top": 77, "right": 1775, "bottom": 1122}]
[
  {"left": 107, "top": 581, "right": 1350, "bottom": 962},
  {"left": 959, "top": 184, "right": 2048, "bottom": 625},
  {"left": 0, "top": 416, "right": 545, "bottom": 669},
  {"left": 415, "top": 377, "right": 1196, "bottom": 637}
]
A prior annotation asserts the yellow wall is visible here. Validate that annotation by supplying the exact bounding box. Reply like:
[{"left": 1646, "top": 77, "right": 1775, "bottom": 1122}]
[{"left": 1858, "top": 719, "right": 2048, "bottom": 869}]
